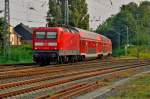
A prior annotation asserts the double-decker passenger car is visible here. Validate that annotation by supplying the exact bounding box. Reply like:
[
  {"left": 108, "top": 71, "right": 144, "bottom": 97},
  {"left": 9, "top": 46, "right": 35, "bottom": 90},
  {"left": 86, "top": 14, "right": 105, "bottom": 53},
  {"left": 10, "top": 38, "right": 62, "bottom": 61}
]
[{"left": 32, "top": 26, "right": 112, "bottom": 65}]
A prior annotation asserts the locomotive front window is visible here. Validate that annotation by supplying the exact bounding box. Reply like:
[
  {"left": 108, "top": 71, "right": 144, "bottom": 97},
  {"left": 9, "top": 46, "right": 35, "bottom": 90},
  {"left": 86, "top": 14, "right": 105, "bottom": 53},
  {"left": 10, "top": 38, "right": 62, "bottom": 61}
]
[
  {"left": 47, "top": 32, "right": 57, "bottom": 39},
  {"left": 36, "top": 32, "right": 46, "bottom": 39}
]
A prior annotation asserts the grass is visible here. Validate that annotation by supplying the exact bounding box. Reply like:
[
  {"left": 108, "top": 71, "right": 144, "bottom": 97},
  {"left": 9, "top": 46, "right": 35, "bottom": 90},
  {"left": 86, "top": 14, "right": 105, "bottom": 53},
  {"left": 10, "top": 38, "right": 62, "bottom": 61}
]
[
  {"left": 113, "top": 45, "right": 150, "bottom": 59},
  {"left": 128, "top": 45, "right": 150, "bottom": 59},
  {"left": 109, "top": 73, "right": 150, "bottom": 99},
  {"left": 0, "top": 44, "right": 32, "bottom": 64},
  {"left": 0, "top": 44, "right": 149, "bottom": 64}
]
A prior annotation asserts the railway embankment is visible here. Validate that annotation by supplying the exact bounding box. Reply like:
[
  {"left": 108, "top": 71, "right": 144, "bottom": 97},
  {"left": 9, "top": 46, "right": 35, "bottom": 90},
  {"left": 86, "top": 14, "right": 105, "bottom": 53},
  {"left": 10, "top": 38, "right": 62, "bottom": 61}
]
[
  {"left": 0, "top": 59, "right": 149, "bottom": 99},
  {"left": 76, "top": 66, "right": 150, "bottom": 99}
]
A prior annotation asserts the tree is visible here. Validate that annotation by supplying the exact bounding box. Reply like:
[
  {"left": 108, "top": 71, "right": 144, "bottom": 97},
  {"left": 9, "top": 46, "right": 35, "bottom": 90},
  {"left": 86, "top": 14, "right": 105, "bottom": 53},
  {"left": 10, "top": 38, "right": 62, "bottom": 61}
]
[
  {"left": 69, "top": 0, "right": 89, "bottom": 29},
  {"left": 47, "top": 0, "right": 62, "bottom": 25},
  {"left": 47, "top": 0, "right": 89, "bottom": 30},
  {"left": 0, "top": 18, "right": 4, "bottom": 52},
  {"left": 96, "top": 1, "right": 150, "bottom": 49}
]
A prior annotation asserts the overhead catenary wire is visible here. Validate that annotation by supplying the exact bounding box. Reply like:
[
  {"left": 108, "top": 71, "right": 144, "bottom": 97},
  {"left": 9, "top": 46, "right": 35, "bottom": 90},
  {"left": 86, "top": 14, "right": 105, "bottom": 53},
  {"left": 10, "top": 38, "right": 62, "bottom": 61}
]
[
  {"left": 10, "top": 17, "right": 47, "bottom": 23},
  {"left": 8, "top": 0, "right": 48, "bottom": 26},
  {"left": 94, "top": 0, "right": 113, "bottom": 8},
  {"left": 4, "top": 0, "right": 114, "bottom": 27},
  {"left": 90, "top": 0, "right": 113, "bottom": 24}
]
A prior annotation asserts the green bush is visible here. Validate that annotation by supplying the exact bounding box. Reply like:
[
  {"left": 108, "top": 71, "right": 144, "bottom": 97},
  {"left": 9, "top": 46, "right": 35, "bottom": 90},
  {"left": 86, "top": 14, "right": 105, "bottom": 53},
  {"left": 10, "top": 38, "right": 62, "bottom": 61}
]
[
  {"left": 0, "top": 44, "right": 32, "bottom": 64},
  {"left": 128, "top": 45, "right": 150, "bottom": 58},
  {"left": 112, "top": 45, "right": 150, "bottom": 58},
  {"left": 112, "top": 48, "right": 125, "bottom": 57}
]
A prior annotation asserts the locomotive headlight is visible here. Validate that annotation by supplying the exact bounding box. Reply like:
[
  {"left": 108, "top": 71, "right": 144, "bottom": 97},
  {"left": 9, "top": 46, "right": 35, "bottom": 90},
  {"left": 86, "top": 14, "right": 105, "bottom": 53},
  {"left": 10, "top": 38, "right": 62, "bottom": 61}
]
[
  {"left": 48, "top": 42, "right": 57, "bottom": 46},
  {"left": 35, "top": 42, "right": 44, "bottom": 46}
]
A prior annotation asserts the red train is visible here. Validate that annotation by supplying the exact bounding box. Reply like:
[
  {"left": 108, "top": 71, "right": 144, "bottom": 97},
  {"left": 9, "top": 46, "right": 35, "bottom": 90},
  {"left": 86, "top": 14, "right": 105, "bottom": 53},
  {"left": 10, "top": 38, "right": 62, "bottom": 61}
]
[{"left": 32, "top": 26, "right": 112, "bottom": 65}]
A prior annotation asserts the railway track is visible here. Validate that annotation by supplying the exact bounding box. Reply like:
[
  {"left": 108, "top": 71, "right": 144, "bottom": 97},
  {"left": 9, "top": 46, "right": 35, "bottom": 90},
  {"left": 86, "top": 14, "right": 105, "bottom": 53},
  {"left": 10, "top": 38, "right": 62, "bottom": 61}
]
[
  {"left": 0, "top": 62, "right": 34, "bottom": 68},
  {"left": 0, "top": 59, "right": 100, "bottom": 73},
  {"left": 0, "top": 58, "right": 139, "bottom": 84},
  {"left": 0, "top": 57, "right": 138, "bottom": 71},
  {"left": 0, "top": 58, "right": 137, "bottom": 75},
  {"left": 0, "top": 59, "right": 149, "bottom": 98},
  {"left": 0, "top": 60, "right": 141, "bottom": 89},
  {"left": 0, "top": 62, "right": 37, "bottom": 73},
  {"left": 36, "top": 60, "right": 150, "bottom": 99},
  {"left": 0, "top": 58, "right": 121, "bottom": 84}
]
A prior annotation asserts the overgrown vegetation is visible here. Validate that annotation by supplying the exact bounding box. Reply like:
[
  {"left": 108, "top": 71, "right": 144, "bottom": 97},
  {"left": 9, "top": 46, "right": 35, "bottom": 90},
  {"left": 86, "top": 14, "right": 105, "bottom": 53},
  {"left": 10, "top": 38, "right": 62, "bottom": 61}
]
[
  {"left": 113, "top": 45, "right": 150, "bottom": 58},
  {"left": 109, "top": 73, "right": 150, "bottom": 99},
  {"left": 0, "top": 45, "right": 32, "bottom": 64},
  {"left": 0, "top": 18, "right": 4, "bottom": 50},
  {"left": 0, "top": 18, "right": 32, "bottom": 64},
  {"left": 96, "top": 1, "right": 150, "bottom": 57},
  {"left": 47, "top": 0, "right": 89, "bottom": 29}
]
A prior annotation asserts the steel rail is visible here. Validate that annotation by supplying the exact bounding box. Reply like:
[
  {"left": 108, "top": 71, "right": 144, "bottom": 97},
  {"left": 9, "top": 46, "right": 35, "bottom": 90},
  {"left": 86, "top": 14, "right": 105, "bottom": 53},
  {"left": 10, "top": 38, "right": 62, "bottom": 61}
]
[
  {"left": 0, "top": 59, "right": 144, "bottom": 89},
  {"left": 38, "top": 63, "right": 150, "bottom": 99},
  {"left": 0, "top": 61, "right": 149, "bottom": 98},
  {"left": 0, "top": 59, "right": 140, "bottom": 80}
]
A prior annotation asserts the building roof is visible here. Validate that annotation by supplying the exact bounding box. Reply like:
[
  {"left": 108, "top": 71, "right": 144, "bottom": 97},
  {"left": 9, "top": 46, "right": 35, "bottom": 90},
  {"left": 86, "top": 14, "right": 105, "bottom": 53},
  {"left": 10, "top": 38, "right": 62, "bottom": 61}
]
[{"left": 14, "top": 23, "right": 32, "bottom": 40}]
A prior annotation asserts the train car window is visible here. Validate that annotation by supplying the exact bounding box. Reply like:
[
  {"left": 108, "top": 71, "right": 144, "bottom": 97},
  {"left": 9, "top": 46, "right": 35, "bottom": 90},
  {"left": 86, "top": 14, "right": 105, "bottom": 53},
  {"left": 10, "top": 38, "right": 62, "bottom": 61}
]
[
  {"left": 67, "top": 28, "right": 73, "bottom": 33},
  {"left": 70, "top": 28, "right": 79, "bottom": 33},
  {"left": 70, "top": 29, "right": 75, "bottom": 34},
  {"left": 36, "top": 32, "right": 46, "bottom": 39},
  {"left": 63, "top": 27, "right": 70, "bottom": 32},
  {"left": 47, "top": 32, "right": 57, "bottom": 39},
  {"left": 71, "top": 29, "right": 78, "bottom": 34}
]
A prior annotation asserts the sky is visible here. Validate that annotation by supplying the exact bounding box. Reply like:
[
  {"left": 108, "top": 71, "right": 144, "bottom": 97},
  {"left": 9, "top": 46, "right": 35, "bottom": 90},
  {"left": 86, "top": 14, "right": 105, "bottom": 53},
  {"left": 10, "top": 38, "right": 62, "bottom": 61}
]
[
  {"left": 0, "top": 0, "right": 149, "bottom": 29},
  {"left": 0, "top": 0, "right": 49, "bottom": 27},
  {"left": 87, "top": 0, "right": 149, "bottom": 29}
]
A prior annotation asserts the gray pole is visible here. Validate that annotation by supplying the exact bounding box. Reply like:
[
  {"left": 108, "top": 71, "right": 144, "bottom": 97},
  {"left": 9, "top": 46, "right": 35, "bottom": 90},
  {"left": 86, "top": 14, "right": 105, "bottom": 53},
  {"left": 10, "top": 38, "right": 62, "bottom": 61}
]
[
  {"left": 109, "top": 0, "right": 113, "bottom": 5},
  {"left": 136, "top": 14, "right": 140, "bottom": 59},
  {"left": 3, "top": 0, "right": 11, "bottom": 58},
  {"left": 118, "top": 32, "right": 121, "bottom": 51},
  {"left": 127, "top": 26, "right": 129, "bottom": 47},
  {"left": 125, "top": 26, "right": 129, "bottom": 56},
  {"left": 64, "top": 0, "right": 69, "bottom": 25}
]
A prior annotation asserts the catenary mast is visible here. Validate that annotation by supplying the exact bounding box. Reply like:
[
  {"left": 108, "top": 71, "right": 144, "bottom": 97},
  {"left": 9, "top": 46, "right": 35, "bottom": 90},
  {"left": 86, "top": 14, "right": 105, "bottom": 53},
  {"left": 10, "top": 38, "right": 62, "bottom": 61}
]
[{"left": 3, "top": 0, "right": 10, "bottom": 57}]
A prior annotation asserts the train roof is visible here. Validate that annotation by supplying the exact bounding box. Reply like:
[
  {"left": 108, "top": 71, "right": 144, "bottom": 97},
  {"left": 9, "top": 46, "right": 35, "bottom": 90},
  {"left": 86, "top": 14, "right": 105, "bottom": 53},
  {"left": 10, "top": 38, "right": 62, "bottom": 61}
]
[
  {"left": 75, "top": 28, "right": 99, "bottom": 40},
  {"left": 32, "top": 27, "right": 64, "bottom": 31},
  {"left": 100, "top": 34, "right": 109, "bottom": 40},
  {"left": 33, "top": 27, "right": 110, "bottom": 41},
  {"left": 75, "top": 28, "right": 110, "bottom": 41}
]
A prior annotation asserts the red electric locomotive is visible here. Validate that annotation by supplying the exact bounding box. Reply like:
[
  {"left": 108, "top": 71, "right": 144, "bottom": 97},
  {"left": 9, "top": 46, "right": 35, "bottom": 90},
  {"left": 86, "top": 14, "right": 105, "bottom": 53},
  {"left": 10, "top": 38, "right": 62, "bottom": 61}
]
[{"left": 32, "top": 26, "right": 112, "bottom": 65}]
